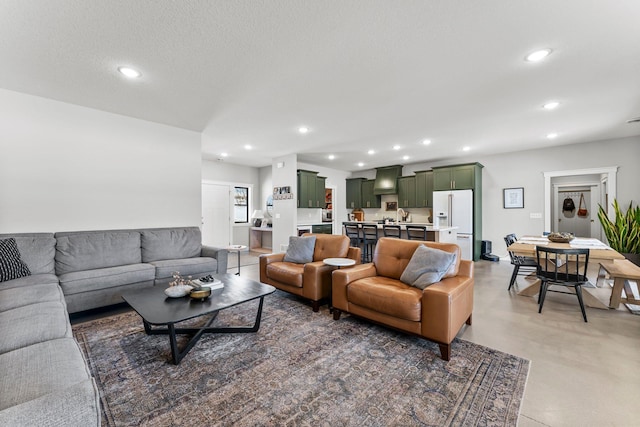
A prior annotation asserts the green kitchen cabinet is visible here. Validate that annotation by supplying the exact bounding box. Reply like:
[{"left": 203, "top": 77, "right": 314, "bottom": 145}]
[
  {"left": 432, "top": 163, "right": 482, "bottom": 191},
  {"left": 316, "top": 176, "right": 326, "bottom": 208},
  {"left": 297, "top": 170, "right": 318, "bottom": 208},
  {"left": 398, "top": 176, "right": 416, "bottom": 208},
  {"left": 414, "top": 170, "right": 433, "bottom": 208},
  {"left": 361, "top": 179, "right": 381, "bottom": 208},
  {"left": 346, "top": 178, "right": 365, "bottom": 209}
]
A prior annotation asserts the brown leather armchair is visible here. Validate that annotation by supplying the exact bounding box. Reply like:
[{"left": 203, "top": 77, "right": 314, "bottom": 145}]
[
  {"left": 332, "top": 237, "right": 473, "bottom": 361},
  {"left": 259, "top": 233, "right": 361, "bottom": 311}
]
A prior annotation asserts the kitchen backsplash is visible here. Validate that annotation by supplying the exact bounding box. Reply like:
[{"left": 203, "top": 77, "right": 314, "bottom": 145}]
[{"left": 358, "top": 194, "right": 432, "bottom": 223}]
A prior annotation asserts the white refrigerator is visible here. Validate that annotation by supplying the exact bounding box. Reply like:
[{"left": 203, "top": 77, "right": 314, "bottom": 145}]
[{"left": 433, "top": 189, "right": 474, "bottom": 260}]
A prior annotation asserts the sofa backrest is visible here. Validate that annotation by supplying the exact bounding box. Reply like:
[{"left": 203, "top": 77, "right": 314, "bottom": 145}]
[
  {"left": 55, "top": 230, "right": 142, "bottom": 275},
  {"left": 0, "top": 233, "right": 56, "bottom": 275},
  {"left": 373, "top": 237, "right": 461, "bottom": 280},
  {"left": 139, "top": 227, "right": 202, "bottom": 262},
  {"left": 301, "top": 233, "right": 350, "bottom": 261}
]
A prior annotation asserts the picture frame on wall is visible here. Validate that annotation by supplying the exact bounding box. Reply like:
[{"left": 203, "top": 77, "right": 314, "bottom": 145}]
[
  {"left": 503, "top": 187, "right": 524, "bottom": 209},
  {"left": 386, "top": 202, "right": 397, "bottom": 211}
]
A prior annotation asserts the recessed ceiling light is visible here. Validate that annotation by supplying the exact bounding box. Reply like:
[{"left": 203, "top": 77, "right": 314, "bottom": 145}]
[
  {"left": 422, "top": 139, "right": 431, "bottom": 145},
  {"left": 220, "top": 152, "right": 228, "bottom": 157},
  {"left": 298, "top": 126, "right": 309, "bottom": 134},
  {"left": 328, "top": 154, "right": 335, "bottom": 160},
  {"left": 117, "top": 66, "right": 141, "bottom": 78},
  {"left": 244, "top": 144, "right": 252, "bottom": 150},
  {"left": 525, "top": 49, "right": 552, "bottom": 62},
  {"left": 367, "top": 149, "right": 376, "bottom": 155},
  {"left": 462, "top": 146, "right": 471, "bottom": 152},
  {"left": 402, "top": 155, "right": 410, "bottom": 160},
  {"left": 546, "top": 133, "right": 558, "bottom": 139},
  {"left": 543, "top": 101, "right": 560, "bottom": 110},
  {"left": 357, "top": 162, "right": 365, "bottom": 167},
  {"left": 392, "top": 145, "right": 401, "bottom": 150}
]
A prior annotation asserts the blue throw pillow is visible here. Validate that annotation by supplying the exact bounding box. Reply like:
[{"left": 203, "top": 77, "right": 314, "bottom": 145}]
[
  {"left": 0, "top": 238, "right": 31, "bottom": 282},
  {"left": 399, "top": 244, "right": 457, "bottom": 290},
  {"left": 283, "top": 235, "right": 317, "bottom": 264}
]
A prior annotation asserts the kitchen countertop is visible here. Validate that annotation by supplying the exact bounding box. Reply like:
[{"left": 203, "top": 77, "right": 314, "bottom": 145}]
[
  {"left": 342, "top": 221, "right": 458, "bottom": 232},
  {"left": 297, "top": 222, "right": 333, "bottom": 227}
]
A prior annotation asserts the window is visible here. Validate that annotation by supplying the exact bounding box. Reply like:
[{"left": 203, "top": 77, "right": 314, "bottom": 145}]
[{"left": 233, "top": 187, "right": 249, "bottom": 223}]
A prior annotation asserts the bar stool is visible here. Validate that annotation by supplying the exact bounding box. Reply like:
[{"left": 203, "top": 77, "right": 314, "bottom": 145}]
[
  {"left": 360, "top": 223, "right": 379, "bottom": 263},
  {"left": 405, "top": 225, "right": 428, "bottom": 241},
  {"left": 382, "top": 224, "right": 401, "bottom": 239},
  {"left": 344, "top": 222, "right": 363, "bottom": 258}
]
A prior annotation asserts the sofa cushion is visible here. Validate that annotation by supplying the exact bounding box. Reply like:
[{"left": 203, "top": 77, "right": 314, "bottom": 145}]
[
  {"left": 266, "top": 262, "right": 305, "bottom": 288},
  {"left": 0, "top": 301, "right": 72, "bottom": 354},
  {"left": 0, "top": 233, "right": 56, "bottom": 275},
  {"left": 150, "top": 257, "right": 218, "bottom": 279},
  {"left": 0, "top": 338, "right": 92, "bottom": 411},
  {"left": 0, "top": 273, "right": 59, "bottom": 291},
  {"left": 55, "top": 230, "right": 142, "bottom": 274},
  {"left": 400, "top": 244, "right": 457, "bottom": 290},
  {"left": 0, "top": 379, "right": 100, "bottom": 427},
  {"left": 283, "top": 235, "right": 316, "bottom": 264},
  {"left": 0, "top": 238, "right": 31, "bottom": 282},
  {"left": 347, "top": 276, "right": 423, "bottom": 322},
  {"left": 0, "top": 283, "right": 64, "bottom": 312},
  {"left": 58, "top": 263, "right": 156, "bottom": 295},
  {"left": 140, "top": 227, "right": 202, "bottom": 262}
]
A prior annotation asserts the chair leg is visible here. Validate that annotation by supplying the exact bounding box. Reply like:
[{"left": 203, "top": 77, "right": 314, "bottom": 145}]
[
  {"left": 311, "top": 300, "right": 320, "bottom": 312},
  {"left": 538, "top": 281, "right": 548, "bottom": 313},
  {"left": 508, "top": 266, "right": 520, "bottom": 290},
  {"left": 438, "top": 343, "right": 451, "bottom": 361},
  {"left": 575, "top": 285, "right": 588, "bottom": 322}
]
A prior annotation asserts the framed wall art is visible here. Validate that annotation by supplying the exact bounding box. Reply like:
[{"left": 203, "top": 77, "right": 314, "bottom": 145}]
[{"left": 503, "top": 187, "right": 524, "bottom": 209}]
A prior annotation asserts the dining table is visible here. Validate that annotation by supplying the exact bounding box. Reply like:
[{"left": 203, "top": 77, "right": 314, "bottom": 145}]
[{"left": 507, "top": 235, "right": 625, "bottom": 309}]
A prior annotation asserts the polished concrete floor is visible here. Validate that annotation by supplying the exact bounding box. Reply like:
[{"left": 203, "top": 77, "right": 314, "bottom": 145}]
[
  {"left": 239, "top": 257, "right": 640, "bottom": 427},
  {"left": 76, "top": 256, "right": 640, "bottom": 426}
]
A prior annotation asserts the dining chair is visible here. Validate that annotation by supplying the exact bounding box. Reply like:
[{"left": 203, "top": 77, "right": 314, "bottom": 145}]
[
  {"left": 360, "top": 223, "right": 379, "bottom": 263},
  {"left": 535, "top": 246, "right": 590, "bottom": 322},
  {"left": 382, "top": 224, "right": 401, "bottom": 238},
  {"left": 405, "top": 225, "right": 428, "bottom": 241},
  {"left": 504, "top": 234, "right": 538, "bottom": 290}
]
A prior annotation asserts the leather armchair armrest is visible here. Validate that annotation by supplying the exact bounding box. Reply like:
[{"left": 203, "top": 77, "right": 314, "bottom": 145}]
[
  {"left": 347, "top": 247, "right": 362, "bottom": 264},
  {"left": 259, "top": 253, "right": 285, "bottom": 283},
  {"left": 331, "top": 263, "right": 378, "bottom": 311},
  {"left": 303, "top": 261, "right": 335, "bottom": 300},
  {"left": 201, "top": 245, "right": 228, "bottom": 274},
  {"left": 421, "top": 275, "right": 474, "bottom": 344}
]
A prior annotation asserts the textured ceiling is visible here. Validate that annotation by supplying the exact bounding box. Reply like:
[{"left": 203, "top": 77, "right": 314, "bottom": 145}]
[{"left": 2, "top": 1, "right": 639, "bottom": 170}]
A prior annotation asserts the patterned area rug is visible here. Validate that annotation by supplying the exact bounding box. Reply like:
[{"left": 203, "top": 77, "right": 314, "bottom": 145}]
[{"left": 73, "top": 291, "right": 529, "bottom": 426}]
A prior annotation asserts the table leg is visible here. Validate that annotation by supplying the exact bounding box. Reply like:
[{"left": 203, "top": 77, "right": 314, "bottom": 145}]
[{"left": 236, "top": 250, "right": 241, "bottom": 276}]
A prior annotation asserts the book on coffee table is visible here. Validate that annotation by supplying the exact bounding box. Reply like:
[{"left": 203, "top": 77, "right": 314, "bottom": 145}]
[{"left": 191, "top": 278, "right": 224, "bottom": 289}]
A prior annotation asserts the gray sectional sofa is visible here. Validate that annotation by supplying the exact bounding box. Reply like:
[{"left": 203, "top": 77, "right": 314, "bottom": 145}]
[{"left": 0, "top": 227, "right": 228, "bottom": 426}]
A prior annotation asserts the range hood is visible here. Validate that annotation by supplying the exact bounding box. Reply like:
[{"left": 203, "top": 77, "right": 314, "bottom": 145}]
[{"left": 373, "top": 165, "right": 403, "bottom": 195}]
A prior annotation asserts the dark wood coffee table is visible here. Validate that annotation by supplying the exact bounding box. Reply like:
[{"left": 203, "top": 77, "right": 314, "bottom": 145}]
[{"left": 122, "top": 274, "right": 275, "bottom": 364}]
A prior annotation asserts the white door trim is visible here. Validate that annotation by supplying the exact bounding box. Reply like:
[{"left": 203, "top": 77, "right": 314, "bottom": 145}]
[{"left": 543, "top": 166, "right": 618, "bottom": 232}]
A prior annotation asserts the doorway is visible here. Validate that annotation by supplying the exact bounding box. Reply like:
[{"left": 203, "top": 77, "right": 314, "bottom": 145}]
[
  {"left": 201, "top": 183, "right": 232, "bottom": 247},
  {"left": 554, "top": 187, "right": 596, "bottom": 238},
  {"left": 544, "top": 166, "right": 618, "bottom": 238}
]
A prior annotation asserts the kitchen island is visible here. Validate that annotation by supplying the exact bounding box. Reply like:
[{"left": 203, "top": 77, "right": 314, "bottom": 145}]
[{"left": 342, "top": 222, "right": 458, "bottom": 244}]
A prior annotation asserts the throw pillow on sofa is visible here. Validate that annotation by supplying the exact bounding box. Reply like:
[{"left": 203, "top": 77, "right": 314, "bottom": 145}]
[
  {"left": 283, "top": 235, "right": 317, "bottom": 264},
  {"left": 0, "top": 238, "right": 31, "bottom": 282},
  {"left": 400, "top": 244, "right": 457, "bottom": 290}
]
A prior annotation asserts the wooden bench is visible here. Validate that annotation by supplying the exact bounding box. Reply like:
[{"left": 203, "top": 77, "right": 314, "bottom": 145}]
[{"left": 598, "top": 259, "right": 640, "bottom": 309}]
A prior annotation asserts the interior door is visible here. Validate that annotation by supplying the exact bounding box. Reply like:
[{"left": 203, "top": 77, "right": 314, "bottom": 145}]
[{"left": 202, "top": 183, "right": 231, "bottom": 247}]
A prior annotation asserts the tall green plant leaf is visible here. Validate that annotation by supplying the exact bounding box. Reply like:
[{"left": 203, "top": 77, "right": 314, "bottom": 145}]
[{"left": 597, "top": 200, "right": 640, "bottom": 254}]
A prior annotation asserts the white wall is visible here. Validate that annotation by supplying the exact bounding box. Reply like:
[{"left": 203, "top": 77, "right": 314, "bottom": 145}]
[
  {"left": 271, "top": 154, "right": 298, "bottom": 252},
  {"left": 0, "top": 89, "right": 202, "bottom": 233}
]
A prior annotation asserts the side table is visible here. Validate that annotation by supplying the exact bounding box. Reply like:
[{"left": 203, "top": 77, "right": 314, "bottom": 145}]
[
  {"left": 323, "top": 257, "right": 357, "bottom": 312},
  {"left": 226, "top": 245, "right": 247, "bottom": 276}
]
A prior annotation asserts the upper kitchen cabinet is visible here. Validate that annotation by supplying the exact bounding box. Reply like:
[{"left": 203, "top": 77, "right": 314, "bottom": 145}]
[
  {"left": 297, "top": 169, "right": 319, "bottom": 208},
  {"left": 414, "top": 170, "right": 433, "bottom": 208},
  {"left": 361, "top": 179, "right": 381, "bottom": 208},
  {"left": 398, "top": 176, "right": 416, "bottom": 208},
  {"left": 315, "top": 176, "right": 326, "bottom": 208},
  {"left": 432, "top": 163, "right": 484, "bottom": 191},
  {"left": 346, "top": 177, "right": 366, "bottom": 209}
]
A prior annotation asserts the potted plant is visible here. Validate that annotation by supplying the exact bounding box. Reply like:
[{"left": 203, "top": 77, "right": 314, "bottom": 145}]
[{"left": 597, "top": 200, "right": 640, "bottom": 266}]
